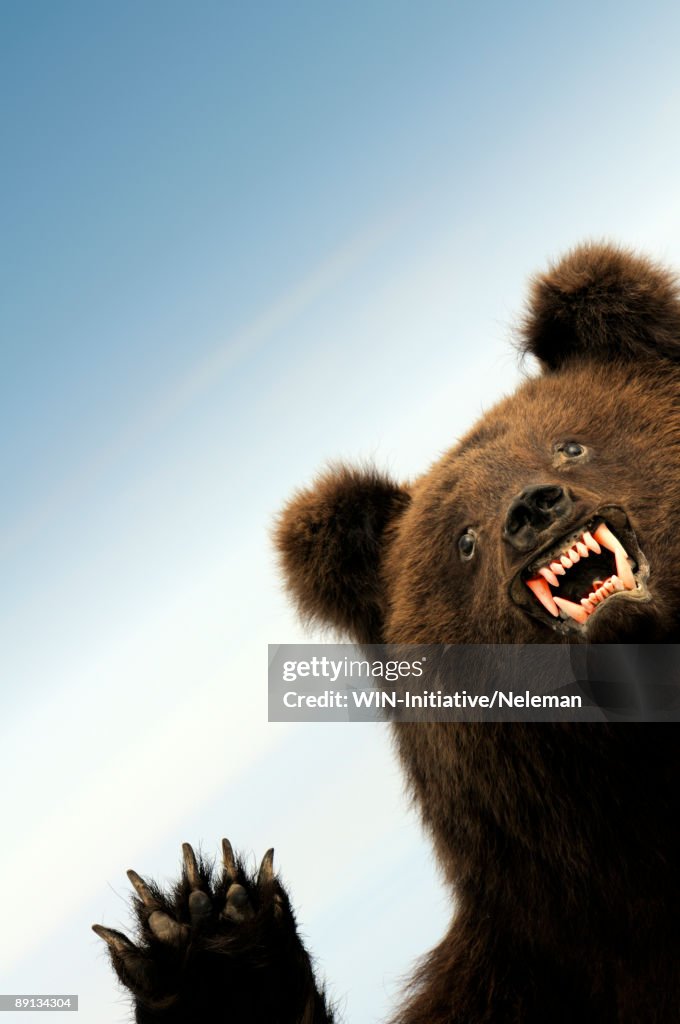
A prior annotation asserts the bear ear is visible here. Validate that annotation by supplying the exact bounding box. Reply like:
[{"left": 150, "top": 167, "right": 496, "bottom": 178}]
[
  {"left": 521, "top": 242, "right": 680, "bottom": 370},
  {"left": 274, "top": 465, "right": 411, "bottom": 644}
]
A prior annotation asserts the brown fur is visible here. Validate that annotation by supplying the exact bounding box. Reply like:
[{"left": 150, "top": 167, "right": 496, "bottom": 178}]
[
  {"left": 276, "top": 464, "right": 410, "bottom": 644},
  {"left": 276, "top": 244, "right": 680, "bottom": 1023},
  {"left": 521, "top": 241, "right": 680, "bottom": 370}
]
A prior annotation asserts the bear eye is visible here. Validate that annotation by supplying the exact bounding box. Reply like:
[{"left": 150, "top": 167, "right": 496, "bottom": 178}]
[
  {"left": 555, "top": 441, "right": 586, "bottom": 458},
  {"left": 458, "top": 529, "right": 477, "bottom": 561}
]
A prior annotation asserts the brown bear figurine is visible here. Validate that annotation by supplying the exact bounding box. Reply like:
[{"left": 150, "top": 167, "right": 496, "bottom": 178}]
[{"left": 96, "top": 243, "right": 680, "bottom": 1024}]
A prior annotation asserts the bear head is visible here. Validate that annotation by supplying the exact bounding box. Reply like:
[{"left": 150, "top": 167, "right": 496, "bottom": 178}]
[{"left": 276, "top": 243, "right": 680, "bottom": 648}]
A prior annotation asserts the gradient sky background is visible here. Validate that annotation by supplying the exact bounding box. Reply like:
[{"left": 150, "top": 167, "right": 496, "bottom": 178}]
[{"left": 3, "top": 2, "right": 680, "bottom": 1021}]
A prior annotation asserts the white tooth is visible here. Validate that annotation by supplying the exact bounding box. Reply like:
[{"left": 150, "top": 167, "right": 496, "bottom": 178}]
[
  {"left": 526, "top": 577, "right": 559, "bottom": 617},
  {"left": 576, "top": 541, "right": 589, "bottom": 557},
  {"left": 560, "top": 554, "right": 573, "bottom": 568},
  {"left": 554, "top": 596, "right": 589, "bottom": 623},
  {"left": 614, "top": 550, "right": 636, "bottom": 590},
  {"left": 593, "top": 522, "right": 627, "bottom": 558},
  {"left": 581, "top": 598, "right": 595, "bottom": 613},
  {"left": 604, "top": 579, "right": 615, "bottom": 592},
  {"left": 539, "top": 567, "right": 560, "bottom": 587},
  {"left": 550, "top": 561, "right": 566, "bottom": 576},
  {"left": 588, "top": 591, "right": 599, "bottom": 603},
  {"left": 583, "top": 531, "right": 601, "bottom": 554},
  {"left": 596, "top": 586, "right": 608, "bottom": 601},
  {"left": 611, "top": 575, "right": 625, "bottom": 592},
  {"left": 568, "top": 547, "right": 580, "bottom": 562},
  {"left": 593, "top": 523, "right": 636, "bottom": 591}
]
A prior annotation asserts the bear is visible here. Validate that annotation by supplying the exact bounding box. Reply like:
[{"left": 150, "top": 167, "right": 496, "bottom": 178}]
[{"left": 95, "top": 242, "right": 680, "bottom": 1023}]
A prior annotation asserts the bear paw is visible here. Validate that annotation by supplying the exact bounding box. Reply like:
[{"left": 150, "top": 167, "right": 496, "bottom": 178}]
[{"left": 94, "top": 838, "right": 333, "bottom": 1023}]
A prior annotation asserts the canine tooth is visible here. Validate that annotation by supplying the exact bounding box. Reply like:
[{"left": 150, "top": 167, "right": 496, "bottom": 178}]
[
  {"left": 615, "top": 551, "right": 635, "bottom": 590},
  {"left": 568, "top": 548, "right": 580, "bottom": 562},
  {"left": 593, "top": 523, "right": 627, "bottom": 558},
  {"left": 550, "top": 561, "right": 566, "bottom": 575},
  {"left": 554, "top": 596, "right": 589, "bottom": 623},
  {"left": 526, "top": 577, "right": 559, "bottom": 617},
  {"left": 576, "top": 541, "right": 589, "bottom": 557},
  {"left": 583, "top": 531, "right": 601, "bottom": 554},
  {"left": 560, "top": 554, "right": 573, "bottom": 568},
  {"left": 539, "top": 567, "right": 559, "bottom": 587},
  {"left": 593, "top": 523, "right": 635, "bottom": 591}
]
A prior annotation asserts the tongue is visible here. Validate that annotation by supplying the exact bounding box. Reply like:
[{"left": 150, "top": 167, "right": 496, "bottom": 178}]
[{"left": 593, "top": 523, "right": 635, "bottom": 590}]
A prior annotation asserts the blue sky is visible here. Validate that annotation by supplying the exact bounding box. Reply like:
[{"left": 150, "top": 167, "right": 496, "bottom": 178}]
[{"left": 3, "top": 2, "right": 680, "bottom": 1021}]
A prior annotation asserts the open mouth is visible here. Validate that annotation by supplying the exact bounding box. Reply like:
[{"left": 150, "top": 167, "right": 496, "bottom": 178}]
[{"left": 510, "top": 506, "right": 650, "bottom": 634}]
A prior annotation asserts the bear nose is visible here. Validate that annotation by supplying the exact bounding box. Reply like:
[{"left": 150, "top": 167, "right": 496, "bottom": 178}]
[{"left": 503, "top": 484, "right": 572, "bottom": 552}]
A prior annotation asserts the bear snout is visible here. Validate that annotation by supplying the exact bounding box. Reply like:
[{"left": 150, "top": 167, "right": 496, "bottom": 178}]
[{"left": 503, "top": 484, "right": 573, "bottom": 552}]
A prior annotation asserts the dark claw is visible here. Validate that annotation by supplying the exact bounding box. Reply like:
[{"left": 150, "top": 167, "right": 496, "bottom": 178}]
[
  {"left": 257, "top": 847, "right": 275, "bottom": 886},
  {"left": 127, "top": 869, "right": 156, "bottom": 907},
  {"left": 222, "top": 882, "right": 253, "bottom": 922},
  {"left": 221, "top": 837, "right": 237, "bottom": 880},
  {"left": 148, "top": 910, "right": 189, "bottom": 945},
  {"left": 92, "top": 923, "right": 136, "bottom": 953},
  {"left": 182, "top": 842, "right": 201, "bottom": 888},
  {"left": 93, "top": 924, "right": 151, "bottom": 987}
]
